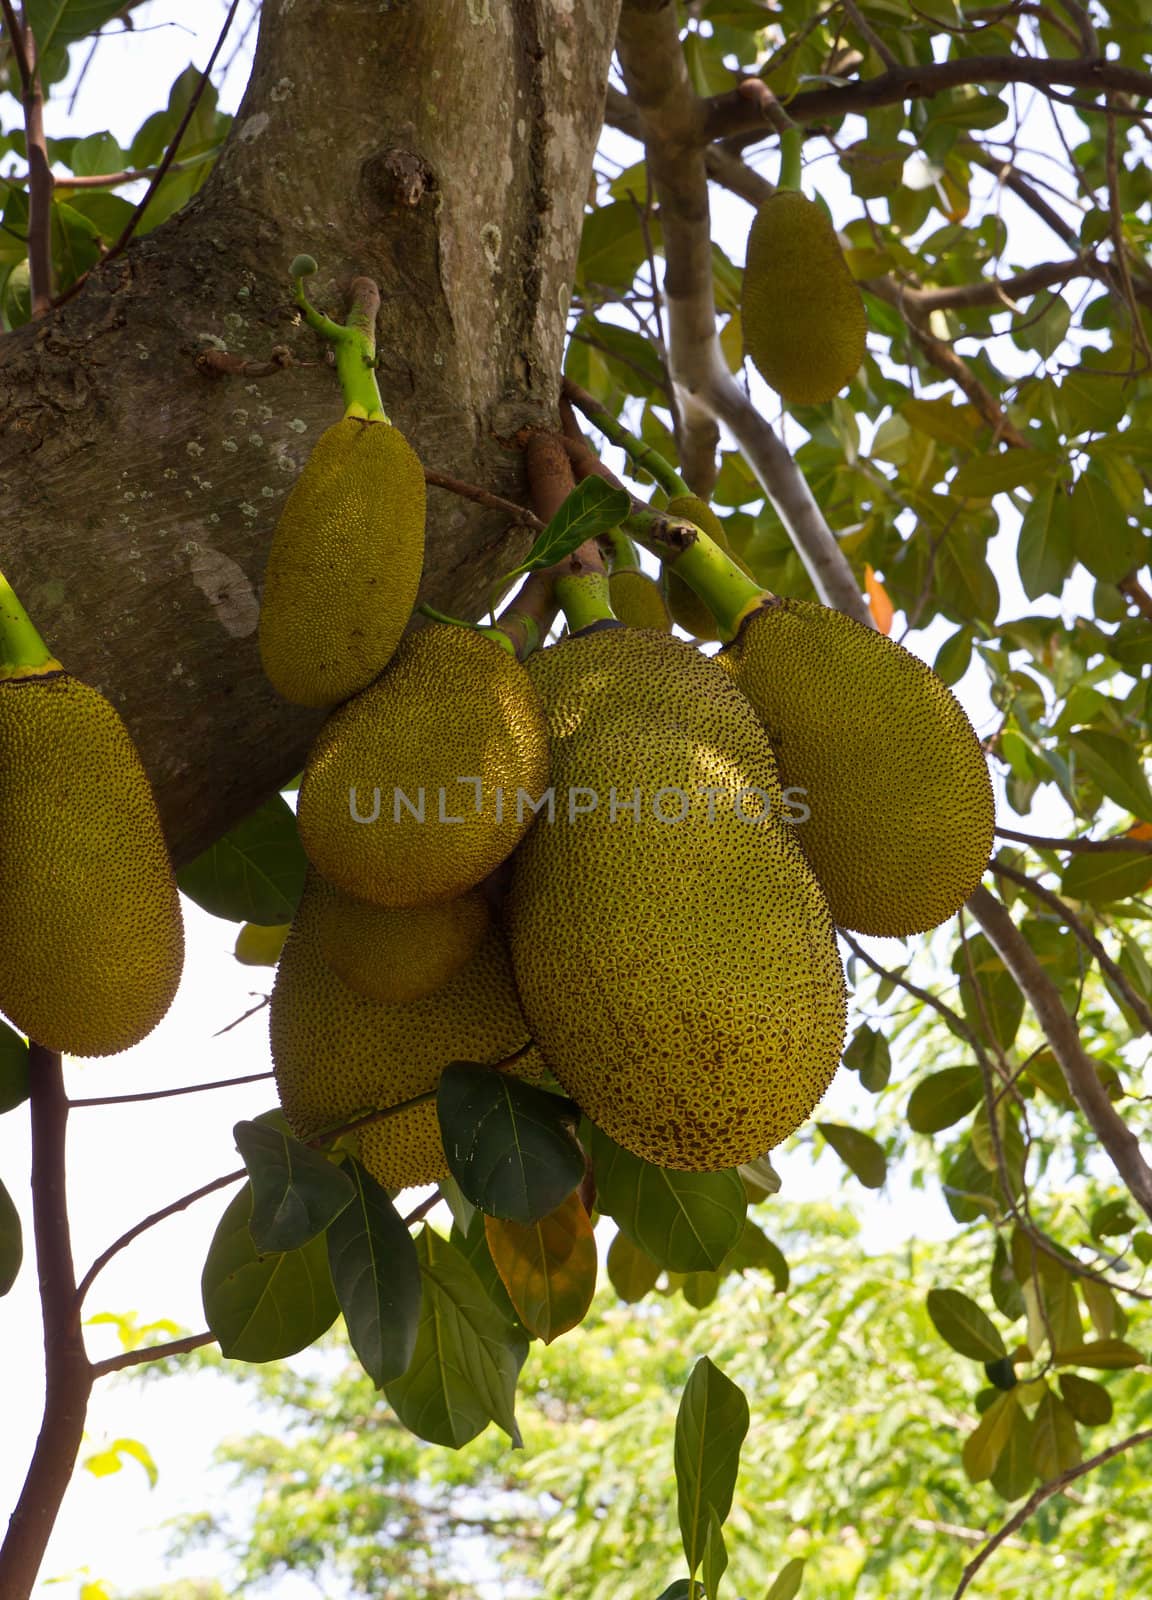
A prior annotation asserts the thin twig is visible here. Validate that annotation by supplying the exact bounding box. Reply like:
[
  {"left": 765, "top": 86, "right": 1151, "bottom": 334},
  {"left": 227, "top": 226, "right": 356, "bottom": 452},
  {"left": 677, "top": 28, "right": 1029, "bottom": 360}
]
[
  {"left": 424, "top": 468, "right": 542, "bottom": 530},
  {"left": 995, "top": 825, "right": 1152, "bottom": 856},
  {"left": 0, "top": 2, "right": 53, "bottom": 313},
  {"left": 213, "top": 995, "right": 271, "bottom": 1036},
  {"left": 91, "top": 1331, "right": 217, "bottom": 1380},
  {"left": 70, "top": 1070, "right": 275, "bottom": 1108}
]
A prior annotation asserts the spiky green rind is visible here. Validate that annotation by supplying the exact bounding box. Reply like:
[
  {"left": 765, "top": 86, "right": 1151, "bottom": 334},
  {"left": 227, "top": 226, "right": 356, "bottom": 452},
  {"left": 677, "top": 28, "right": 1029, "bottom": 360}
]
[
  {"left": 608, "top": 570, "right": 672, "bottom": 632},
  {"left": 505, "top": 629, "right": 847, "bottom": 1172},
  {"left": 258, "top": 418, "right": 426, "bottom": 707},
  {"left": 723, "top": 599, "right": 995, "bottom": 935},
  {"left": 314, "top": 882, "right": 490, "bottom": 1003},
  {"left": 0, "top": 675, "right": 184, "bottom": 1055}
]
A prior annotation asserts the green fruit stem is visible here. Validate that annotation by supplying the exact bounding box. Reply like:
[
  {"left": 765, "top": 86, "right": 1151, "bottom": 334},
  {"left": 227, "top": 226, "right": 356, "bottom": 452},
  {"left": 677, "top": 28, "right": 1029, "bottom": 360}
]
[
  {"left": 777, "top": 128, "right": 803, "bottom": 193},
  {"left": 292, "top": 260, "right": 388, "bottom": 423},
  {"left": 605, "top": 529, "right": 643, "bottom": 574},
  {"left": 0, "top": 570, "right": 61, "bottom": 678},
  {"left": 623, "top": 508, "right": 765, "bottom": 641},
  {"left": 555, "top": 568, "right": 617, "bottom": 632},
  {"left": 562, "top": 379, "right": 689, "bottom": 499}
]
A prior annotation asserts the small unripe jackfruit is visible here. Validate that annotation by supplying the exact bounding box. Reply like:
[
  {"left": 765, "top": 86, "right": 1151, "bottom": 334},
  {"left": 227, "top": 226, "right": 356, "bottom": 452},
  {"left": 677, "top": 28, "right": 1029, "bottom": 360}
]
[
  {"left": 608, "top": 570, "right": 671, "bottom": 632},
  {"left": 722, "top": 599, "right": 995, "bottom": 936},
  {"left": 506, "top": 628, "right": 846, "bottom": 1172},
  {"left": 0, "top": 673, "right": 184, "bottom": 1055},
  {"left": 314, "top": 882, "right": 489, "bottom": 1003},
  {"left": 298, "top": 624, "right": 549, "bottom": 907},
  {"left": 742, "top": 191, "right": 867, "bottom": 405},
  {"left": 270, "top": 874, "right": 536, "bottom": 1190},
  {"left": 258, "top": 417, "right": 426, "bottom": 707}
]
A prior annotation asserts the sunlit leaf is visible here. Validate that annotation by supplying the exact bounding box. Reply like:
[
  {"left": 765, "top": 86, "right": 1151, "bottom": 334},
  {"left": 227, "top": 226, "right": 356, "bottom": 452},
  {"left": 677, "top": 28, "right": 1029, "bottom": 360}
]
[
  {"left": 485, "top": 1191, "right": 597, "bottom": 1343},
  {"left": 817, "top": 1123, "right": 886, "bottom": 1189},
  {"left": 926, "top": 1287, "right": 1006, "bottom": 1361},
  {"left": 674, "top": 1356, "right": 749, "bottom": 1580},
  {"left": 177, "top": 795, "right": 308, "bottom": 925}
]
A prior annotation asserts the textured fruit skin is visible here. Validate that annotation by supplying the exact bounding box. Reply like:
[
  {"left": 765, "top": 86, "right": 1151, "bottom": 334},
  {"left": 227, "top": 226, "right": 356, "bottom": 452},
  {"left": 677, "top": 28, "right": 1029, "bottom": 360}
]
[
  {"left": 298, "top": 626, "right": 550, "bottom": 907},
  {"left": 258, "top": 418, "right": 426, "bottom": 707},
  {"left": 0, "top": 673, "right": 184, "bottom": 1055},
  {"left": 722, "top": 599, "right": 995, "bottom": 936},
  {"left": 608, "top": 570, "right": 671, "bottom": 632},
  {"left": 505, "top": 629, "right": 846, "bottom": 1171},
  {"left": 270, "top": 874, "right": 537, "bottom": 1190},
  {"left": 315, "top": 882, "right": 489, "bottom": 1003},
  {"left": 741, "top": 191, "right": 867, "bottom": 405},
  {"left": 663, "top": 496, "right": 737, "bottom": 642}
]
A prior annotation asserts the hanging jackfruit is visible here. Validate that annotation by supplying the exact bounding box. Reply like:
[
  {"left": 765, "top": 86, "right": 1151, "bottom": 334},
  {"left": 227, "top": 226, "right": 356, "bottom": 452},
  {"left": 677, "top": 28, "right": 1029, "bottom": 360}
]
[
  {"left": 505, "top": 627, "right": 846, "bottom": 1172},
  {"left": 314, "top": 880, "right": 490, "bottom": 1003},
  {"left": 297, "top": 623, "right": 549, "bottom": 907},
  {"left": 269, "top": 873, "right": 538, "bottom": 1191},
  {"left": 741, "top": 191, "right": 867, "bottom": 405},
  {"left": 258, "top": 417, "right": 426, "bottom": 707},
  {"left": 608, "top": 569, "right": 671, "bottom": 632},
  {"left": 721, "top": 598, "right": 995, "bottom": 936},
  {"left": 0, "top": 574, "right": 184, "bottom": 1056}
]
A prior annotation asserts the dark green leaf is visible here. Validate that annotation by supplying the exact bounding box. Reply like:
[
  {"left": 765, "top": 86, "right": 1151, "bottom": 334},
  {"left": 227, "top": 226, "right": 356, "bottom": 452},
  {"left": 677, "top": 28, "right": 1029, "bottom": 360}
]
[
  {"left": 575, "top": 200, "right": 650, "bottom": 291},
  {"left": 506, "top": 477, "right": 632, "bottom": 581},
  {"left": 1017, "top": 481, "right": 1074, "bottom": 601},
  {"left": 907, "top": 1065, "right": 983, "bottom": 1134},
  {"left": 384, "top": 1226, "right": 525, "bottom": 1447},
  {"left": 984, "top": 1356, "right": 1017, "bottom": 1390},
  {"left": 990, "top": 1234, "right": 1025, "bottom": 1321},
  {"left": 177, "top": 795, "right": 308, "bottom": 924},
  {"left": 233, "top": 1119, "right": 355, "bottom": 1253},
  {"left": 1069, "top": 730, "right": 1152, "bottom": 824},
  {"left": 1059, "top": 1372, "right": 1113, "bottom": 1427},
  {"left": 942, "top": 1140, "right": 1001, "bottom": 1224},
  {"left": 1109, "top": 620, "right": 1152, "bottom": 670},
  {"left": 817, "top": 1123, "right": 887, "bottom": 1189},
  {"left": 25, "top": 0, "right": 125, "bottom": 52},
  {"left": 1069, "top": 471, "right": 1144, "bottom": 584},
  {"left": 1060, "top": 850, "right": 1152, "bottom": 905},
  {"left": 327, "top": 1158, "right": 422, "bottom": 1386},
  {"left": 952, "top": 451, "right": 1060, "bottom": 499},
  {"left": 702, "top": 1506, "right": 728, "bottom": 1600},
  {"left": 1090, "top": 1199, "right": 1136, "bottom": 1239},
  {"left": 926, "top": 1287, "right": 1007, "bottom": 1360},
  {"left": 201, "top": 1182, "right": 339, "bottom": 1362},
  {"left": 725, "top": 1220, "right": 789, "bottom": 1293},
  {"left": 764, "top": 1558, "right": 806, "bottom": 1600},
  {"left": 842, "top": 1023, "right": 891, "bottom": 1093},
  {"left": 655, "top": 1585, "right": 694, "bottom": 1600},
  {"left": 437, "top": 1063, "right": 584, "bottom": 1223},
  {"left": 954, "top": 934, "right": 1024, "bottom": 1052},
  {"left": 587, "top": 1123, "right": 746, "bottom": 1272},
  {"left": 934, "top": 627, "right": 973, "bottom": 686},
  {"left": 0, "top": 1020, "right": 29, "bottom": 1114},
  {"left": 674, "top": 1356, "right": 749, "bottom": 1580},
  {"left": 0, "top": 1175, "right": 22, "bottom": 1295},
  {"left": 607, "top": 1230, "right": 662, "bottom": 1303}
]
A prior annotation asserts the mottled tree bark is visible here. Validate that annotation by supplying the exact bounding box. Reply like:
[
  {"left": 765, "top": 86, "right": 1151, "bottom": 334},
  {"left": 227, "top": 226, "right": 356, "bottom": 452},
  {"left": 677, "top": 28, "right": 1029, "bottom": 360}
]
[{"left": 0, "top": 0, "right": 620, "bottom": 862}]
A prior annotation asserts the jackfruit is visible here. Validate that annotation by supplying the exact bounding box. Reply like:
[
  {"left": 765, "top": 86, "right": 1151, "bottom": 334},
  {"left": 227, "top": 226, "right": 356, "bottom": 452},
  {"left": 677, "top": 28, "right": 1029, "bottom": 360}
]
[
  {"left": 269, "top": 873, "right": 537, "bottom": 1190},
  {"left": 258, "top": 417, "right": 426, "bottom": 707},
  {"left": 298, "top": 624, "right": 549, "bottom": 907},
  {"left": 314, "top": 882, "right": 489, "bottom": 1003},
  {"left": 662, "top": 495, "right": 746, "bottom": 642},
  {"left": 721, "top": 598, "right": 994, "bottom": 936},
  {"left": 0, "top": 671, "right": 184, "bottom": 1056},
  {"left": 741, "top": 191, "right": 867, "bottom": 405},
  {"left": 505, "top": 627, "right": 846, "bottom": 1171},
  {"left": 608, "top": 569, "right": 671, "bottom": 632}
]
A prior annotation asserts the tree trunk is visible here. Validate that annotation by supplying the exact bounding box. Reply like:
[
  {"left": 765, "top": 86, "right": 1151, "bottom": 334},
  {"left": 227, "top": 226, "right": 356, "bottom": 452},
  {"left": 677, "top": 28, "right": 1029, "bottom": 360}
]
[{"left": 0, "top": 0, "right": 620, "bottom": 862}]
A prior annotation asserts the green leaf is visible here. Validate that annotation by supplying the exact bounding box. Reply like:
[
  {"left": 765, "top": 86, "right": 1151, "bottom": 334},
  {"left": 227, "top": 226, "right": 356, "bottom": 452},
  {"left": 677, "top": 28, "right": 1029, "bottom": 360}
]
[
  {"left": 201, "top": 1182, "right": 339, "bottom": 1361},
  {"left": 1060, "top": 367, "right": 1129, "bottom": 434},
  {"left": 1060, "top": 850, "right": 1152, "bottom": 904},
  {"left": 607, "top": 1229, "right": 662, "bottom": 1303},
  {"left": 587, "top": 1123, "right": 746, "bottom": 1273},
  {"left": 764, "top": 1558, "right": 806, "bottom": 1600},
  {"left": 384, "top": 1226, "right": 525, "bottom": 1447},
  {"left": 0, "top": 1020, "right": 29, "bottom": 1114},
  {"left": 816, "top": 1123, "right": 886, "bottom": 1189},
  {"left": 1053, "top": 1338, "right": 1144, "bottom": 1369},
  {"left": 0, "top": 1175, "right": 22, "bottom": 1295},
  {"left": 67, "top": 130, "right": 125, "bottom": 177},
  {"left": 951, "top": 451, "right": 1060, "bottom": 499},
  {"left": 954, "top": 934, "right": 1024, "bottom": 1052},
  {"left": 990, "top": 1404, "right": 1035, "bottom": 1501},
  {"left": 926, "top": 1287, "right": 1007, "bottom": 1361},
  {"left": 906, "top": 1065, "right": 983, "bottom": 1134},
  {"left": 725, "top": 1220, "right": 789, "bottom": 1293},
  {"left": 437, "top": 1064, "right": 584, "bottom": 1224},
  {"left": 702, "top": 1505, "right": 729, "bottom": 1600},
  {"left": 1031, "top": 1388, "right": 1082, "bottom": 1478},
  {"left": 963, "top": 1389, "right": 1018, "bottom": 1482},
  {"left": 674, "top": 1356, "right": 750, "bottom": 1580},
  {"left": 934, "top": 627, "right": 973, "bottom": 686},
  {"left": 233, "top": 1119, "right": 355, "bottom": 1253},
  {"left": 450, "top": 1209, "right": 524, "bottom": 1333},
  {"left": 1090, "top": 1199, "right": 1136, "bottom": 1239},
  {"left": 990, "top": 1234, "right": 1025, "bottom": 1321},
  {"left": 1059, "top": 1372, "right": 1113, "bottom": 1427},
  {"left": 177, "top": 795, "right": 308, "bottom": 924},
  {"left": 505, "top": 477, "right": 632, "bottom": 582},
  {"left": 326, "top": 1158, "right": 422, "bottom": 1386},
  {"left": 1017, "top": 481, "right": 1074, "bottom": 600},
  {"left": 655, "top": 1585, "right": 694, "bottom": 1600},
  {"left": 842, "top": 1023, "right": 891, "bottom": 1092},
  {"left": 575, "top": 199, "right": 650, "bottom": 292},
  {"left": 1068, "top": 730, "right": 1152, "bottom": 824},
  {"left": 1069, "top": 471, "right": 1145, "bottom": 584},
  {"left": 984, "top": 1356, "right": 1017, "bottom": 1391},
  {"left": 25, "top": 0, "right": 126, "bottom": 53}
]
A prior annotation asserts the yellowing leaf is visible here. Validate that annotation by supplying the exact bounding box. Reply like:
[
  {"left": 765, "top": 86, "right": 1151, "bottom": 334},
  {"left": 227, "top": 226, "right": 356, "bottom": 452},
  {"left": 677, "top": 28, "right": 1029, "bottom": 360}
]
[
  {"left": 485, "top": 1191, "right": 597, "bottom": 1343},
  {"left": 963, "top": 1389, "right": 1018, "bottom": 1482},
  {"left": 864, "top": 564, "right": 894, "bottom": 634}
]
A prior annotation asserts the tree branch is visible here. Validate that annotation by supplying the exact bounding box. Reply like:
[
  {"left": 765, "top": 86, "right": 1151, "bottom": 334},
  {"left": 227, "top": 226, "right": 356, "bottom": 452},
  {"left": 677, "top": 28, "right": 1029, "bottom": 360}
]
[
  {"left": 952, "top": 1425, "right": 1152, "bottom": 1598},
  {"left": 0, "top": 1046, "right": 94, "bottom": 1600},
  {"left": 91, "top": 1331, "right": 217, "bottom": 1380},
  {"left": 70, "top": 1069, "right": 275, "bottom": 1108},
  {"left": 0, "top": 3, "right": 53, "bottom": 314},
  {"left": 966, "top": 885, "right": 1152, "bottom": 1222},
  {"left": 996, "top": 825, "right": 1152, "bottom": 855}
]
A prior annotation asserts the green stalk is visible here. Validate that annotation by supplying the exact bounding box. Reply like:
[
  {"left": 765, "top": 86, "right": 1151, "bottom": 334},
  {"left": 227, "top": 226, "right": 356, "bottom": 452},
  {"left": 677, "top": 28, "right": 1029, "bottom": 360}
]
[
  {"left": 623, "top": 508, "right": 766, "bottom": 642},
  {"left": 554, "top": 569, "right": 617, "bottom": 633},
  {"left": 777, "top": 128, "right": 803, "bottom": 194},
  {"left": 291, "top": 255, "right": 388, "bottom": 423},
  {"left": 0, "top": 571, "right": 61, "bottom": 679},
  {"left": 605, "top": 529, "right": 643, "bottom": 574},
  {"left": 581, "top": 406, "right": 689, "bottom": 499}
]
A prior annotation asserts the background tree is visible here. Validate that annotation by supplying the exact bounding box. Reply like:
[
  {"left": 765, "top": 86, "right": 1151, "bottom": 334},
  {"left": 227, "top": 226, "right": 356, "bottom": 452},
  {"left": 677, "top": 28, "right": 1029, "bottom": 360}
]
[{"left": 3, "top": 0, "right": 1152, "bottom": 1597}]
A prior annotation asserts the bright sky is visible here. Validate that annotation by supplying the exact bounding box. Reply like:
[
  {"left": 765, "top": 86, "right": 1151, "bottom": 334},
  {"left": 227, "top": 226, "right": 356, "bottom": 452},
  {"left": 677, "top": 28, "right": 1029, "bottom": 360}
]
[{"left": 0, "top": 5, "right": 1123, "bottom": 1597}]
